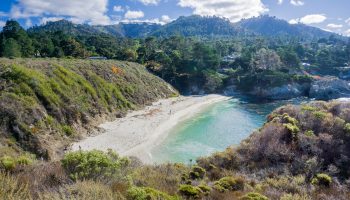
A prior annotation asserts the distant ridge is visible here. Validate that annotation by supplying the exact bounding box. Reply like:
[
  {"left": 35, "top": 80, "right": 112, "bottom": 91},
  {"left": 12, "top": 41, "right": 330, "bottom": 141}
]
[{"left": 28, "top": 15, "right": 345, "bottom": 40}]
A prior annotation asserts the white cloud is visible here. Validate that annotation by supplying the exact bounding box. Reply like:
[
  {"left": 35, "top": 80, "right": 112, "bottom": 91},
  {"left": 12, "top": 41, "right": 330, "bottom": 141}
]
[
  {"left": 327, "top": 23, "right": 343, "bottom": 29},
  {"left": 289, "top": 14, "right": 327, "bottom": 25},
  {"left": 290, "top": 0, "right": 304, "bottom": 6},
  {"left": 344, "top": 29, "right": 350, "bottom": 37},
  {"left": 288, "top": 19, "right": 299, "bottom": 24},
  {"left": 40, "top": 17, "right": 64, "bottom": 24},
  {"left": 113, "top": 6, "right": 124, "bottom": 12},
  {"left": 0, "top": 21, "right": 6, "bottom": 28},
  {"left": 124, "top": 10, "right": 145, "bottom": 19},
  {"left": 25, "top": 19, "right": 32, "bottom": 27},
  {"left": 277, "top": 0, "right": 283, "bottom": 5},
  {"left": 296, "top": 14, "right": 326, "bottom": 25},
  {"left": 321, "top": 28, "right": 332, "bottom": 33},
  {"left": 9, "top": 0, "right": 111, "bottom": 25},
  {"left": 0, "top": 12, "right": 7, "bottom": 17},
  {"left": 160, "top": 15, "right": 172, "bottom": 24},
  {"left": 178, "top": 0, "right": 268, "bottom": 23},
  {"left": 121, "top": 15, "right": 173, "bottom": 25},
  {"left": 346, "top": 18, "right": 350, "bottom": 25},
  {"left": 137, "top": 0, "right": 161, "bottom": 5}
]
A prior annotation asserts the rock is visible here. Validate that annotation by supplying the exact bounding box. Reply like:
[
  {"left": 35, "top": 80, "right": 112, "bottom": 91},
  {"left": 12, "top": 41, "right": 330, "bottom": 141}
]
[
  {"left": 309, "top": 77, "right": 350, "bottom": 100},
  {"left": 250, "top": 83, "right": 308, "bottom": 100}
]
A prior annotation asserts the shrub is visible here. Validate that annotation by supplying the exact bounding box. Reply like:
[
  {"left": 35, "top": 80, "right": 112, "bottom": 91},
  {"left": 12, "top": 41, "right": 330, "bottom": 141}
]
[
  {"left": 127, "top": 186, "right": 178, "bottom": 200},
  {"left": 284, "top": 123, "right": 300, "bottom": 134},
  {"left": 312, "top": 111, "right": 327, "bottom": 120},
  {"left": 282, "top": 114, "right": 298, "bottom": 125},
  {"left": 0, "top": 156, "right": 16, "bottom": 171},
  {"left": 189, "top": 166, "right": 206, "bottom": 179},
  {"left": 198, "top": 184, "right": 211, "bottom": 195},
  {"left": 343, "top": 123, "right": 350, "bottom": 135},
  {"left": 301, "top": 105, "right": 318, "bottom": 112},
  {"left": 213, "top": 176, "right": 245, "bottom": 192},
  {"left": 305, "top": 130, "right": 315, "bottom": 137},
  {"left": 240, "top": 192, "right": 269, "bottom": 200},
  {"left": 61, "top": 125, "right": 75, "bottom": 136},
  {"left": 61, "top": 149, "right": 129, "bottom": 181},
  {"left": 311, "top": 173, "right": 332, "bottom": 187},
  {"left": 178, "top": 184, "right": 202, "bottom": 199}
]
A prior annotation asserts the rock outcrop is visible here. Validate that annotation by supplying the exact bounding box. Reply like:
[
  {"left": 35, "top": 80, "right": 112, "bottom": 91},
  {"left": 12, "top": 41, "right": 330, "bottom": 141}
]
[
  {"left": 249, "top": 83, "right": 309, "bottom": 100},
  {"left": 309, "top": 77, "right": 350, "bottom": 100}
]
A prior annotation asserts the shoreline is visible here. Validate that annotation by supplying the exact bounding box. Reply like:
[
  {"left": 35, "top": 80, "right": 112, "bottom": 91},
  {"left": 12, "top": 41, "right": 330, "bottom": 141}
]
[{"left": 71, "top": 94, "right": 230, "bottom": 163}]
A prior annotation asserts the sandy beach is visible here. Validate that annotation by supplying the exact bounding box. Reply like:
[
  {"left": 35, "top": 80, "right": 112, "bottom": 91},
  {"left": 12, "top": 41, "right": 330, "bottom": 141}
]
[{"left": 71, "top": 94, "right": 230, "bottom": 163}]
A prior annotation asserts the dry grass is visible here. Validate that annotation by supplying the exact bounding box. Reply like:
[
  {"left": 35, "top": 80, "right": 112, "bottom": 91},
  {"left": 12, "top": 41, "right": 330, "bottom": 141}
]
[
  {"left": 131, "top": 163, "right": 188, "bottom": 195},
  {"left": 38, "top": 180, "right": 126, "bottom": 200},
  {"left": 0, "top": 172, "right": 32, "bottom": 200}
]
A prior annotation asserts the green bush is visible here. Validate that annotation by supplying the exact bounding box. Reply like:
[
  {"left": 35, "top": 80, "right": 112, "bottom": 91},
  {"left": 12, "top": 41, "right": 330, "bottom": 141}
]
[
  {"left": 312, "top": 111, "right": 327, "bottom": 120},
  {"left": 178, "top": 184, "right": 202, "bottom": 198},
  {"left": 240, "top": 192, "right": 269, "bottom": 200},
  {"left": 0, "top": 156, "right": 16, "bottom": 171},
  {"left": 301, "top": 105, "right": 318, "bottom": 112},
  {"left": 282, "top": 114, "right": 298, "bottom": 126},
  {"left": 198, "top": 184, "right": 211, "bottom": 194},
  {"left": 311, "top": 173, "right": 332, "bottom": 187},
  {"left": 305, "top": 130, "right": 315, "bottom": 137},
  {"left": 189, "top": 166, "right": 206, "bottom": 179},
  {"left": 61, "top": 149, "right": 129, "bottom": 181},
  {"left": 127, "top": 186, "right": 178, "bottom": 200},
  {"left": 16, "top": 155, "right": 33, "bottom": 165},
  {"left": 344, "top": 123, "right": 350, "bottom": 135},
  {"left": 61, "top": 125, "right": 75, "bottom": 136},
  {"left": 284, "top": 123, "right": 300, "bottom": 134},
  {"left": 213, "top": 176, "right": 245, "bottom": 192}
]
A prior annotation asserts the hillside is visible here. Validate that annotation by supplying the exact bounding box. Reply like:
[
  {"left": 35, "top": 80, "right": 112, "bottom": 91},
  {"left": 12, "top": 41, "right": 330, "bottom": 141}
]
[
  {"left": 237, "top": 15, "right": 336, "bottom": 40},
  {"left": 95, "top": 23, "right": 162, "bottom": 38},
  {"left": 0, "top": 58, "right": 177, "bottom": 160},
  {"left": 28, "top": 20, "right": 102, "bottom": 36},
  {"left": 151, "top": 15, "right": 239, "bottom": 38},
  {"left": 27, "top": 15, "right": 341, "bottom": 40}
]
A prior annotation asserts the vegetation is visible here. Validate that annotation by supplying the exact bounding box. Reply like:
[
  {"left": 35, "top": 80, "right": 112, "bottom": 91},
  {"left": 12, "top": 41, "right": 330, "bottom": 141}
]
[
  {"left": 1, "top": 17, "right": 349, "bottom": 94},
  {"left": 1, "top": 101, "right": 350, "bottom": 199},
  {"left": 0, "top": 58, "right": 176, "bottom": 159},
  {"left": 0, "top": 15, "right": 350, "bottom": 200},
  {"left": 61, "top": 150, "right": 129, "bottom": 181}
]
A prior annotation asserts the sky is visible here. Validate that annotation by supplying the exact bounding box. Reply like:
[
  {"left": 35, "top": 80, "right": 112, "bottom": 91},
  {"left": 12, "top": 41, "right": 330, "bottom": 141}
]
[{"left": 0, "top": 0, "right": 349, "bottom": 36}]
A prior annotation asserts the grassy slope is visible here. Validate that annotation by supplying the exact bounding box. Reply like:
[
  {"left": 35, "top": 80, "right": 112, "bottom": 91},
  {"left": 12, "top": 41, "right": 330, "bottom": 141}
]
[{"left": 0, "top": 58, "right": 177, "bottom": 159}]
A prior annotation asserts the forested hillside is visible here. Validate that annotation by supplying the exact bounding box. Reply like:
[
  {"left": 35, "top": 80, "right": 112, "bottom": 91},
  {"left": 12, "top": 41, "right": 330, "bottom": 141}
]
[{"left": 2, "top": 18, "right": 349, "bottom": 95}]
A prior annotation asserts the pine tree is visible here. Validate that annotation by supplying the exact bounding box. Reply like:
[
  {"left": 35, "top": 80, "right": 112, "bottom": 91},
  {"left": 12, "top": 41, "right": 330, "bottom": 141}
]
[{"left": 3, "top": 38, "right": 22, "bottom": 58}]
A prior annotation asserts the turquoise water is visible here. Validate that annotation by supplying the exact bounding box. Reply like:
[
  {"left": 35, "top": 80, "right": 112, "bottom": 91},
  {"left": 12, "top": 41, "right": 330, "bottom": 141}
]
[{"left": 151, "top": 96, "right": 304, "bottom": 163}]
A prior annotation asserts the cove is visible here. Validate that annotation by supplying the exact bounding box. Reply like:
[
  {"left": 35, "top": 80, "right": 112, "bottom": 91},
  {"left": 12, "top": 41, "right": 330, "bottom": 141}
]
[{"left": 150, "top": 95, "right": 305, "bottom": 163}]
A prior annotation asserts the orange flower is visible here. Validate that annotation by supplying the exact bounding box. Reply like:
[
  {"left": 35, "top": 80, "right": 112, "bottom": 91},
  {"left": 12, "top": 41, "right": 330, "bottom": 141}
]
[{"left": 112, "top": 66, "right": 124, "bottom": 75}]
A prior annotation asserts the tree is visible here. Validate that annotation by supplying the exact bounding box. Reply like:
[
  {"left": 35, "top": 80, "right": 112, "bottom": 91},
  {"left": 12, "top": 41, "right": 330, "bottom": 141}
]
[
  {"left": 250, "top": 48, "right": 283, "bottom": 72},
  {"left": 278, "top": 47, "right": 301, "bottom": 69},
  {"left": 192, "top": 42, "right": 220, "bottom": 72},
  {"left": 61, "top": 38, "right": 89, "bottom": 58},
  {"left": 3, "top": 38, "right": 22, "bottom": 58},
  {"left": 2, "top": 20, "right": 34, "bottom": 57}
]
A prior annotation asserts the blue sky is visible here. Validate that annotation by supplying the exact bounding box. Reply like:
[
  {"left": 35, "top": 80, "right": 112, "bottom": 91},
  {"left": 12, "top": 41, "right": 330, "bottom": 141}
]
[{"left": 0, "top": 0, "right": 349, "bottom": 36}]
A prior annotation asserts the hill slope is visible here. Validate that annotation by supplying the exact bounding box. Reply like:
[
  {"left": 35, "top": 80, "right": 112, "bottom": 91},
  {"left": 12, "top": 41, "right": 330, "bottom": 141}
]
[
  {"left": 237, "top": 15, "right": 336, "bottom": 40},
  {"left": 28, "top": 15, "right": 342, "bottom": 40},
  {"left": 151, "top": 15, "right": 239, "bottom": 38},
  {"left": 0, "top": 58, "right": 177, "bottom": 159}
]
